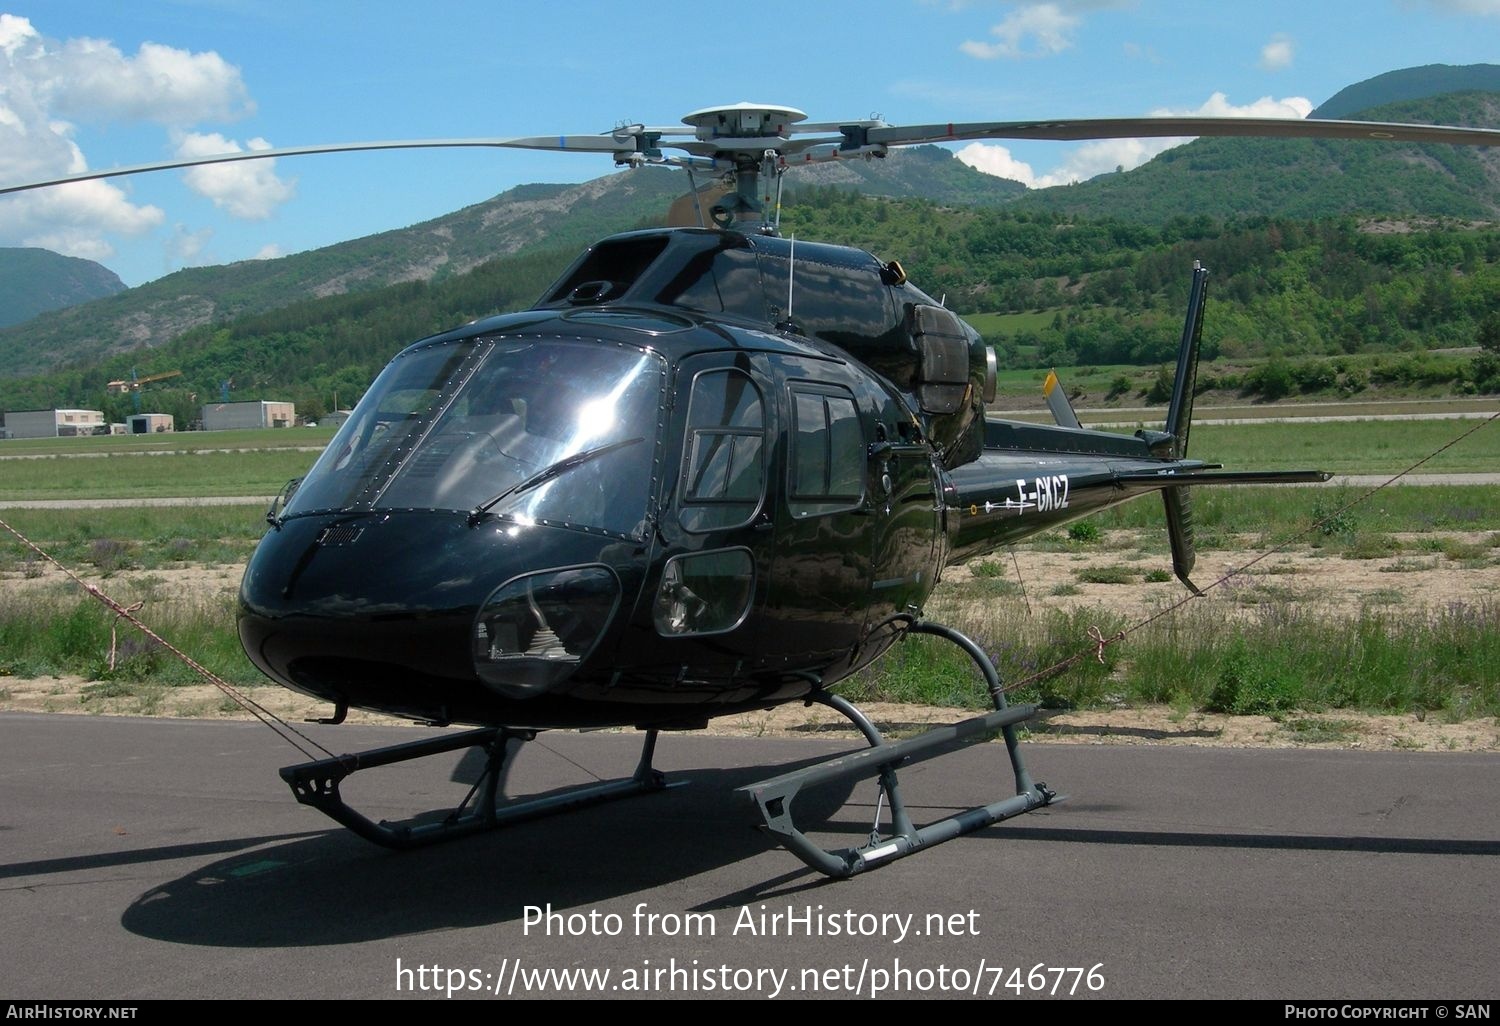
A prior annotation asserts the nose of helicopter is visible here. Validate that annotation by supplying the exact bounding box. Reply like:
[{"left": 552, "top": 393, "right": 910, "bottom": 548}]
[{"left": 237, "top": 510, "right": 637, "bottom": 724}]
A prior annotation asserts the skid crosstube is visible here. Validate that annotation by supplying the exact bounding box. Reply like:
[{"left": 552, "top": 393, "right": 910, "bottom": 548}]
[
  {"left": 737, "top": 621, "right": 1060, "bottom": 877},
  {"left": 280, "top": 725, "right": 669, "bottom": 849}
]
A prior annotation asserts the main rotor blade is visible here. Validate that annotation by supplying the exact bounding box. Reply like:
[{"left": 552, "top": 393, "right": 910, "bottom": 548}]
[
  {"left": 0, "top": 134, "right": 653, "bottom": 196},
  {"left": 9, "top": 111, "right": 1498, "bottom": 198},
  {"left": 866, "top": 116, "right": 1500, "bottom": 149}
]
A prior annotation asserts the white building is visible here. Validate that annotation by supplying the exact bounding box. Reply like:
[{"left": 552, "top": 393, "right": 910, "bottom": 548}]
[
  {"left": 2, "top": 409, "right": 106, "bottom": 439},
  {"left": 200, "top": 400, "right": 296, "bottom": 431}
]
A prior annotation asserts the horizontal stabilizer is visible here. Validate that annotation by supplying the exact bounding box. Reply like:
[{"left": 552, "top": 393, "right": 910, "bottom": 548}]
[{"left": 1114, "top": 469, "right": 1332, "bottom": 487}]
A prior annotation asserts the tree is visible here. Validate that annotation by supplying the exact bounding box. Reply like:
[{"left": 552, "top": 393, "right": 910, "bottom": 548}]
[{"left": 1478, "top": 313, "right": 1500, "bottom": 354}]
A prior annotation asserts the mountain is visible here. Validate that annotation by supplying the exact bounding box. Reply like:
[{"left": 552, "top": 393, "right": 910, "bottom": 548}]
[
  {"left": 790, "top": 143, "right": 1026, "bottom": 205},
  {"left": 1, "top": 67, "right": 1496, "bottom": 381},
  {"left": 0, "top": 248, "right": 126, "bottom": 329},
  {"left": 1013, "top": 90, "right": 1500, "bottom": 223},
  {"left": 1313, "top": 63, "right": 1500, "bottom": 119},
  {"left": 0, "top": 145, "right": 1023, "bottom": 379},
  {"left": 0, "top": 172, "right": 683, "bottom": 378}
]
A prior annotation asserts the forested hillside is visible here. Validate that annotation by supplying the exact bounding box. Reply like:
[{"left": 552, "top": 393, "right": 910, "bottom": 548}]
[
  {"left": 1014, "top": 92, "right": 1500, "bottom": 223},
  {"left": 3, "top": 189, "right": 1496, "bottom": 426},
  {"left": 0, "top": 249, "right": 125, "bottom": 328},
  {"left": 3, "top": 71, "right": 1497, "bottom": 420}
]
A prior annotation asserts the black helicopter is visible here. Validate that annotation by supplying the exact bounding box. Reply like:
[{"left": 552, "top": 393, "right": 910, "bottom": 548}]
[{"left": 8, "top": 102, "right": 1500, "bottom": 877}]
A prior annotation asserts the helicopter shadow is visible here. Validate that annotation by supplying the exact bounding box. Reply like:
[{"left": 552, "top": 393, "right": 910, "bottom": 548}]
[{"left": 120, "top": 741, "right": 866, "bottom": 949}]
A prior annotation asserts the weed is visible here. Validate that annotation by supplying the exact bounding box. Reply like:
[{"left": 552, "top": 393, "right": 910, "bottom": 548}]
[
  {"left": 1341, "top": 533, "right": 1402, "bottom": 560},
  {"left": 1205, "top": 644, "right": 1301, "bottom": 715},
  {"left": 81, "top": 680, "right": 136, "bottom": 701},
  {"left": 1310, "top": 493, "right": 1358, "bottom": 537},
  {"left": 1077, "top": 565, "right": 1135, "bottom": 585},
  {"left": 134, "top": 684, "right": 166, "bottom": 716},
  {"left": 1143, "top": 568, "right": 1172, "bottom": 583},
  {"left": 1380, "top": 558, "right": 1437, "bottom": 573},
  {"left": 89, "top": 538, "right": 134, "bottom": 575},
  {"left": 1067, "top": 521, "right": 1101, "bottom": 544},
  {"left": 1440, "top": 540, "right": 1490, "bottom": 562},
  {"left": 972, "top": 559, "right": 1005, "bottom": 578},
  {"left": 1278, "top": 717, "right": 1363, "bottom": 743},
  {"left": 1050, "top": 583, "right": 1082, "bottom": 596}
]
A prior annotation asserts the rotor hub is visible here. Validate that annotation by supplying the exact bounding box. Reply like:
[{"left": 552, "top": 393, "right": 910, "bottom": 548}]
[{"left": 681, "top": 103, "right": 807, "bottom": 143}]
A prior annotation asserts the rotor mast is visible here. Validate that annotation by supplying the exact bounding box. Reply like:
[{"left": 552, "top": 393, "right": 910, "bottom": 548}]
[{"left": 680, "top": 103, "right": 808, "bottom": 232}]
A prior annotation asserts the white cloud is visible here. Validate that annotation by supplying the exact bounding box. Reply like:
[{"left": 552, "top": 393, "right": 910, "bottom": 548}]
[
  {"left": 960, "top": 3, "right": 1082, "bottom": 59},
  {"left": 253, "top": 243, "right": 285, "bottom": 261},
  {"left": 957, "top": 92, "right": 1313, "bottom": 188},
  {"left": 175, "top": 132, "right": 295, "bottom": 219},
  {"left": 1154, "top": 93, "right": 1313, "bottom": 120},
  {"left": 0, "top": 15, "right": 257, "bottom": 261},
  {"left": 0, "top": 177, "right": 165, "bottom": 261},
  {"left": 1259, "top": 34, "right": 1295, "bottom": 71},
  {"left": 165, "top": 224, "right": 214, "bottom": 268},
  {"left": 954, "top": 142, "right": 1037, "bottom": 184}
]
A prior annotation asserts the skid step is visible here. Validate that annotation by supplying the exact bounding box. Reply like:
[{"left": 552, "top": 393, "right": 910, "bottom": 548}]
[{"left": 737, "top": 621, "right": 1061, "bottom": 877}]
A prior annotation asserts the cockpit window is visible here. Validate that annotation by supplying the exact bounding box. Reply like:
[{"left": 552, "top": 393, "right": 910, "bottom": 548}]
[{"left": 284, "top": 338, "right": 665, "bottom": 538}]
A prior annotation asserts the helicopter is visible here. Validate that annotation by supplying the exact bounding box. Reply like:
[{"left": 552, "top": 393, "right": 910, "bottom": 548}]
[{"left": 7, "top": 102, "right": 1500, "bottom": 878}]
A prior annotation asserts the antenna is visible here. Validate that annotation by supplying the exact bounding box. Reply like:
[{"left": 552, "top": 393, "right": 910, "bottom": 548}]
[
  {"left": 685, "top": 166, "right": 705, "bottom": 228},
  {"left": 772, "top": 169, "right": 785, "bottom": 233},
  {"left": 787, "top": 235, "right": 795, "bottom": 325}
]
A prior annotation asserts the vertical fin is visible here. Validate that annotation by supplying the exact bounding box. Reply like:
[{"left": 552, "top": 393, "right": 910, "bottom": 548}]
[
  {"left": 1163, "top": 262, "right": 1209, "bottom": 459},
  {"left": 1162, "top": 262, "right": 1209, "bottom": 595},
  {"left": 1042, "top": 368, "right": 1082, "bottom": 430}
]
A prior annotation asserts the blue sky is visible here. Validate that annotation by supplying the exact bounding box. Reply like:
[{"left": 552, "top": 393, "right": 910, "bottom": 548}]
[{"left": 2, "top": 0, "right": 1497, "bottom": 286}]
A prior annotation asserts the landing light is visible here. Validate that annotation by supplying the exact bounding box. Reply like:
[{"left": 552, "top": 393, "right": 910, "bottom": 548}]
[{"left": 473, "top": 566, "right": 620, "bottom": 697}]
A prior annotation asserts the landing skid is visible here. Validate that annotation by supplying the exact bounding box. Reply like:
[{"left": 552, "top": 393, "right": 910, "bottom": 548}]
[
  {"left": 738, "top": 621, "right": 1060, "bottom": 877},
  {"left": 280, "top": 725, "right": 672, "bottom": 849}
]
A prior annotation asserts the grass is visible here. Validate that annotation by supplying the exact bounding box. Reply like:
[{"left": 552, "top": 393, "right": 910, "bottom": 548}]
[
  {"left": 1184, "top": 420, "right": 1500, "bottom": 475},
  {"left": 0, "top": 507, "right": 265, "bottom": 572},
  {"left": 842, "top": 595, "right": 1499, "bottom": 722},
  {"left": 0, "top": 426, "right": 334, "bottom": 457},
  {"left": 0, "top": 585, "right": 261, "bottom": 686},
  {"left": 1085, "top": 484, "right": 1500, "bottom": 542},
  {"left": 1077, "top": 565, "right": 1135, "bottom": 584},
  {"left": 0, "top": 449, "right": 314, "bottom": 500}
]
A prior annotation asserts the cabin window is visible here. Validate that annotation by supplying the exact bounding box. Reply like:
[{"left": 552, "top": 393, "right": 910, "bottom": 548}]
[
  {"left": 788, "top": 385, "right": 863, "bottom": 517},
  {"left": 652, "top": 548, "right": 755, "bottom": 637},
  {"left": 678, "top": 368, "right": 766, "bottom": 533},
  {"left": 756, "top": 254, "right": 895, "bottom": 345},
  {"left": 657, "top": 246, "right": 764, "bottom": 322}
]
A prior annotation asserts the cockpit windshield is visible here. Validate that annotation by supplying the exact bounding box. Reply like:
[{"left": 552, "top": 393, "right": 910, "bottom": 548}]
[{"left": 284, "top": 337, "right": 665, "bottom": 538}]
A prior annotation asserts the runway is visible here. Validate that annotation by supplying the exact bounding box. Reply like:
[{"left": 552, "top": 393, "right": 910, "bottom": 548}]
[{"left": 1, "top": 713, "right": 1495, "bottom": 1000}]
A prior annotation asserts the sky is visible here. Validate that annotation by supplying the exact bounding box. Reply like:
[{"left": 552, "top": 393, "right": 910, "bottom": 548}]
[{"left": 1, "top": 0, "right": 1497, "bottom": 287}]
